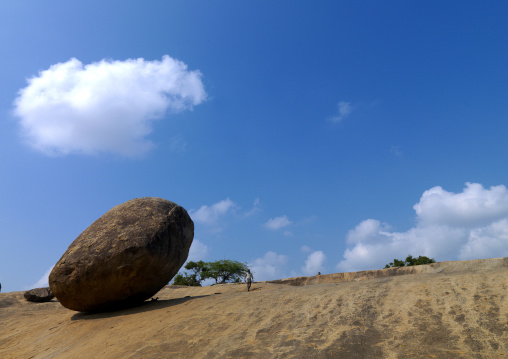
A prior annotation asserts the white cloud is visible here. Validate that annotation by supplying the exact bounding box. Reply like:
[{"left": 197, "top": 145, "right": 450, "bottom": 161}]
[
  {"left": 169, "top": 135, "right": 188, "bottom": 153},
  {"left": 459, "top": 219, "right": 508, "bottom": 259},
  {"left": 263, "top": 215, "right": 292, "bottom": 230},
  {"left": 302, "top": 251, "right": 326, "bottom": 276},
  {"left": 190, "top": 198, "right": 235, "bottom": 226},
  {"left": 244, "top": 198, "right": 261, "bottom": 217},
  {"left": 187, "top": 239, "right": 209, "bottom": 262},
  {"left": 14, "top": 55, "right": 206, "bottom": 157},
  {"left": 330, "top": 101, "right": 352, "bottom": 123},
  {"left": 337, "top": 183, "right": 508, "bottom": 272},
  {"left": 29, "top": 266, "right": 54, "bottom": 289},
  {"left": 346, "top": 219, "right": 392, "bottom": 245},
  {"left": 301, "top": 245, "right": 312, "bottom": 253},
  {"left": 414, "top": 182, "right": 508, "bottom": 227},
  {"left": 249, "top": 251, "right": 288, "bottom": 281}
]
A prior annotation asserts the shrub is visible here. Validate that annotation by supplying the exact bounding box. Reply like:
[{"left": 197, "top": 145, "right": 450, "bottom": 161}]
[
  {"left": 384, "top": 255, "right": 436, "bottom": 269},
  {"left": 173, "top": 273, "right": 201, "bottom": 286}
]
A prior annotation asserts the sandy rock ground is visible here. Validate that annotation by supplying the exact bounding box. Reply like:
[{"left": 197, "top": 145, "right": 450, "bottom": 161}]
[{"left": 1, "top": 258, "right": 507, "bottom": 358}]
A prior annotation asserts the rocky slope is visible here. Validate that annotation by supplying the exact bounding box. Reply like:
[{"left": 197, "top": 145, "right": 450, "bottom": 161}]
[{"left": 1, "top": 258, "right": 507, "bottom": 358}]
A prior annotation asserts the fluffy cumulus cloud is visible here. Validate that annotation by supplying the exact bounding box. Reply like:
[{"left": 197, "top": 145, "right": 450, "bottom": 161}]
[
  {"left": 263, "top": 215, "right": 292, "bottom": 230},
  {"left": 249, "top": 251, "right": 288, "bottom": 281},
  {"left": 190, "top": 198, "right": 236, "bottom": 226},
  {"left": 414, "top": 183, "right": 508, "bottom": 227},
  {"left": 302, "top": 250, "right": 326, "bottom": 276},
  {"left": 337, "top": 183, "right": 508, "bottom": 272},
  {"left": 13, "top": 56, "right": 206, "bottom": 156}
]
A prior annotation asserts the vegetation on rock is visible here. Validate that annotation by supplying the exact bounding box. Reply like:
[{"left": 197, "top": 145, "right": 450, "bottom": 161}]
[
  {"left": 173, "top": 259, "right": 249, "bottom": 286},
  {"left": 384, "top": 255, "right": 436, "bottom": 269},
  {"left": 173, "top": 260, "right": 208, "bottom": 286}
]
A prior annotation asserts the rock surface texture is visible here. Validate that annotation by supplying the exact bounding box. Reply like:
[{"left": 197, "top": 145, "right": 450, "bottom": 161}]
[
  {"left": 49, "top": 197, "right": 193, "bottom": 312},
  {"left": 2, "top": 258, "right": 508, "bottom": 358},
  {"left": 23, "top": 287, "right": 54, "bottom": 302}
]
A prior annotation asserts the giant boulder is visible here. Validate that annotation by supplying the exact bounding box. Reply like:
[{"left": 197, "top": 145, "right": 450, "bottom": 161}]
[{"left": 49, "top": 197, "right": 193, "bottom": 312}]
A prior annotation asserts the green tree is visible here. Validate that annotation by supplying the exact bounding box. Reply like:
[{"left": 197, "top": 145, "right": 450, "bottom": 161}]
[
  {"left": 172, "top": 259, "right": 249, "bottom": 286},
  {"left": 173, "top": 273, "right": 201, "bottom": 286},
  {"left": 384, "top": 258, "right": 406, "bottom": 268},
  {"left": 384, "top": 255, "right": 436, "bottom": 269},
  {"left": 185, "top": 260, "right": 208, "bottom": 280},
  {"left": 172, "top": 260, "right": 208, "bottom": 286},
  {"left": 201, "top": 259, "right": 249, "bottom": 284}
]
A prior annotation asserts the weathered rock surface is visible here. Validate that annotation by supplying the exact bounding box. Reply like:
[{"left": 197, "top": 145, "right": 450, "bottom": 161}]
[
  {"left": 49, "top": 197, "right": 193, "bottom": 312},
  {"left": 269, "top": 257, "right": 508, "bottom": 286},
  {"left": 23, "top": 287, "right": 54, "bottom": 302},
  {"left": 1, "top": 258, "right": 508, "bottom": 358}
]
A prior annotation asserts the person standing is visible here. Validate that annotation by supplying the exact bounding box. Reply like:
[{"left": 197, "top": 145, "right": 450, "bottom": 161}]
[{"left": 246, "top": 269, "right": 253, "bottom": 291}]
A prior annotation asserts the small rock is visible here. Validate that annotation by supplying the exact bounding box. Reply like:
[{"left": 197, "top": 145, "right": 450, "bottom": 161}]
[{"left": 24, "top": 287, "right": 54, "bottom": 302}]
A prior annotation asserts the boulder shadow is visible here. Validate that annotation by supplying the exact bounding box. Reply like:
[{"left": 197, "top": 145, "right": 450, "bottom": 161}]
[{"left": 70, "top": 295, "right": 209, "bottom": 321}]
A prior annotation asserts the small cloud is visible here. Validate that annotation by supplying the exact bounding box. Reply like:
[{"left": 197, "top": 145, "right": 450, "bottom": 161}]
[
  {"left": 190, "top": 198, "right": 236, "bottom": 226},
  {"left": 299, "top": 215, "right": 318, "bottom": 226},
  {"left": 249, "top": 251, "right": 288, "bottom": 281},
  {"left": 187, "top": 239, "right": 209, "bottom": 262},
  {"left": 13, "top": 55, "right": 206, "bottom": 157},
  {"left": 169, "top": 135, "right": 188, "bottom": 153},
  {"left": 263, "top": 215, "right": 292, "bottom": 230},
  {"left": 390, "top": 145, "right": 403, "bottom": 158},
  {"left": 244, "top": 198, "right": 262, "bottom": 217},
  {"left": 28, "top": 266, "right": 54, "bottom": 289},
  {"left": 302, "top": 251, "right": 326, "bottom": 276},
  {"left": 330, "top": 101, "right": 353, "bottom": 123},
  {"left": 301, "top": 245, "right": 312, "bottom": 253}
]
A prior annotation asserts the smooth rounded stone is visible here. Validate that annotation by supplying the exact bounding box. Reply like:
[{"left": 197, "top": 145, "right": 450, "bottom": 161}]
[
  {"left": 49, "top": 197, "right": 194, "bottom": 312},
  {"left": 24, "top": 287, "right": 55, "bottom": 302}
]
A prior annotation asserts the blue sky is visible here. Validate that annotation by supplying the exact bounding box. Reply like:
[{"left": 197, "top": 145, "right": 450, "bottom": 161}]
[{"left": 2, "top": 1, "right": 508, "bottom": 292}]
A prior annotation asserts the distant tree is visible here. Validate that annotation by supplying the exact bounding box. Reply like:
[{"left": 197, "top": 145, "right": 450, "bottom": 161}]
[
  {"left": 404, "top": 255, "right": 436, "bottom": 266},
  {"left": 384, "top": 255, "right": 436, "bottom": 269},
  {"left": 172, "top": 260, "right": 208, "bottom": 286},
  {"left": 172, "top": 259, "right": 249, "bottom": 286},
  {"left": 185, "top": 260, "right": 208, "bottom": 280},
  {"left": 201, "top": 259, "right": 249, "bottom": 284},
  {"left": 172, "top": 273, "right": 201, "bottom": 286},
  {"left": 385, "top": 258, "right": 406, "bottom": 268}
]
